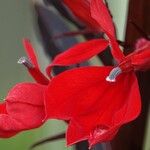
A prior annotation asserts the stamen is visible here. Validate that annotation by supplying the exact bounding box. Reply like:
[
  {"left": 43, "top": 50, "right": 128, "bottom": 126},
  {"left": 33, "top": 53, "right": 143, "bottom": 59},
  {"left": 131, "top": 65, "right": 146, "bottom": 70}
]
[
  {"left": 106, "top": 67, "right": 122, "bottom": 82},
  {"left": 18, "top": 57, "right": 34, "bottom": 69},
  {"left": 18, "top": 56, "right": 49, "bottom": 85}
]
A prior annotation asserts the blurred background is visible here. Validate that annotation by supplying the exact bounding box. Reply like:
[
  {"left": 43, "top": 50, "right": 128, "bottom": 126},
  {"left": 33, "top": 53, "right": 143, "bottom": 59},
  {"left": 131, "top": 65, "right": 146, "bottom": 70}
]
[{"left": 0, "top": 0, "right": 149, "bottom": 150}]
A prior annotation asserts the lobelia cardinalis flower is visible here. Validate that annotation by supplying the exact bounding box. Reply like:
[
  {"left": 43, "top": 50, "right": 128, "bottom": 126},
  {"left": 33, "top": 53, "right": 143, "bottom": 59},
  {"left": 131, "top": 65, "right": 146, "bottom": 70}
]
[
  {"left": 0, "top": 39, "right": 49, "bottom": 138},
  {"left": 44, "top": 0, "right": 150, "bottom": 148}
]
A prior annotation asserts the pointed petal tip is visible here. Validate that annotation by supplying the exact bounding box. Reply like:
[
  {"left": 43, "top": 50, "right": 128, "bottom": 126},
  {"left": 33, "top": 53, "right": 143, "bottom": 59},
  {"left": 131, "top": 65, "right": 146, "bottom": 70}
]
[{"left": 22, "top": 38, "right": 39, "bottom": 68}]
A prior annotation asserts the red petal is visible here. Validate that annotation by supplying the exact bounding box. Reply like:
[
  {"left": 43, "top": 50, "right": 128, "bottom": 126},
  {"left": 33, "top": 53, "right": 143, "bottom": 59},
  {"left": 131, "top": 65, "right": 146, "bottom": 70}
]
[
  {"left": 23, "top": 39, "right": 39, "bottom": 68},
  {"left": 0, "top": 83, "right": 46, "bottom": 137},
  {"left": 45, "top": 66, "right": 141, "bottom": 145},
  {"left": 108, "top": 35, "right": 125, "bottom": 62},
  {"left": 6, "top": 82, "right": 46, "bottom": 105},
  {"left": 23, "top": 39, "right": 49, "bottom": 85},
  {"left": 131, "top": 46, "right": 150, "bottom": 70},
  {"left": 28, "top": 68, "right": 49, "bottom": 85},
  {"left": 63, "top": 0, "right": 100, "bottom": 31},
  {"left": 90, "top": 0, "right": 115, "bottom": 38},
  {"left": 0, "top": 103, "right": 17, "bottom": 137},
  {"left": 67, "top": 115, "right": 119, "bottom": 147},
  {"left": 89, "top": 126, "right": 119, "bottom": 148},
  {"left": 90, "top": 0, "right": 125, "bottom": 62},
  {"left": 45, "top": 66, "right": 112, "bottom": 119},
  {"left": 0, "top": 103, "right": 7, "bottom": 114},
  {"left": 66, "top": 119, "right": 89, "bottom": 146},
  {"left": 0, "top": 129, "right": 18, "bottom": 138},
  {"left": 46, "top": 39, "right": 109, "bottom": 75}
]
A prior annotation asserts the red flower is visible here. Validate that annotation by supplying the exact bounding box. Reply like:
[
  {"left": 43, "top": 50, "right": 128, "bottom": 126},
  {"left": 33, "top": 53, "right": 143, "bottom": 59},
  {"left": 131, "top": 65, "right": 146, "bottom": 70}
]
[
  {"left": 0, "top": 39, "right": 49, "bottom": 137},
  {"left": 44, "top": 0, "right": 150, "bottom": 147},
  {"left": 0, "top": 83, "right": 46, "bottom": 138},
  {"left": 45, "top": 66, "right": 141, "bottom": 147}
]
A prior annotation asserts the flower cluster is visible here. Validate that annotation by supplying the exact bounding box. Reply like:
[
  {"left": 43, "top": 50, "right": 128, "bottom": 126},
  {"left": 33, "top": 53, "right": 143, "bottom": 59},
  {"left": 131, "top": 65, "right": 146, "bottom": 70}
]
[{"left": 0, "top": 0, "right": 150, "bottom": 148}]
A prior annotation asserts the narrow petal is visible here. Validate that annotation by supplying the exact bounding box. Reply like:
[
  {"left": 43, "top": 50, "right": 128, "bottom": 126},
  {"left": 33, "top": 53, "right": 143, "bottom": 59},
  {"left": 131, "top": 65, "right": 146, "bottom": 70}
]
[
  {"left": 22, "top": 39, "right": 49, "bottom": 85},
  {"left": 45, "top": 67, "right": 141, "bottom": 146},
  {"left": 108, "top": 35, "right": 125, "bottom": 62},
  {"left": 90, "top": 0, "right": 125, "bottom": 62},
  {"left": 90, "top": 0, "right": 115, "bottom": 37},
  {"left": 131, "top": 44, "right": 150, "bottom": 70},
  {"left": 23, "top": 39, "right": 39, "bottom": 68},
  {"left": 27, "top": 67, "right": 49, "bottom": 85},
  {"left": 46, "top": 39, "right": 109, "bottom": 75}
]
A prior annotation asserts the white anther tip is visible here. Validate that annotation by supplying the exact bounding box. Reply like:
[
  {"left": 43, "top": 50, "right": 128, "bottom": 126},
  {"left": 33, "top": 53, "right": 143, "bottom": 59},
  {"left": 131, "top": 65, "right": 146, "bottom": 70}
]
[
  {"left": 17, "top": 57, "right": 34, "bottom": 68},
  {"left": 17, "top": 57, "right": 26, "bottom": 64},
  {"left": 106, "top": 76, "right": 116, "bottom": 82}
]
